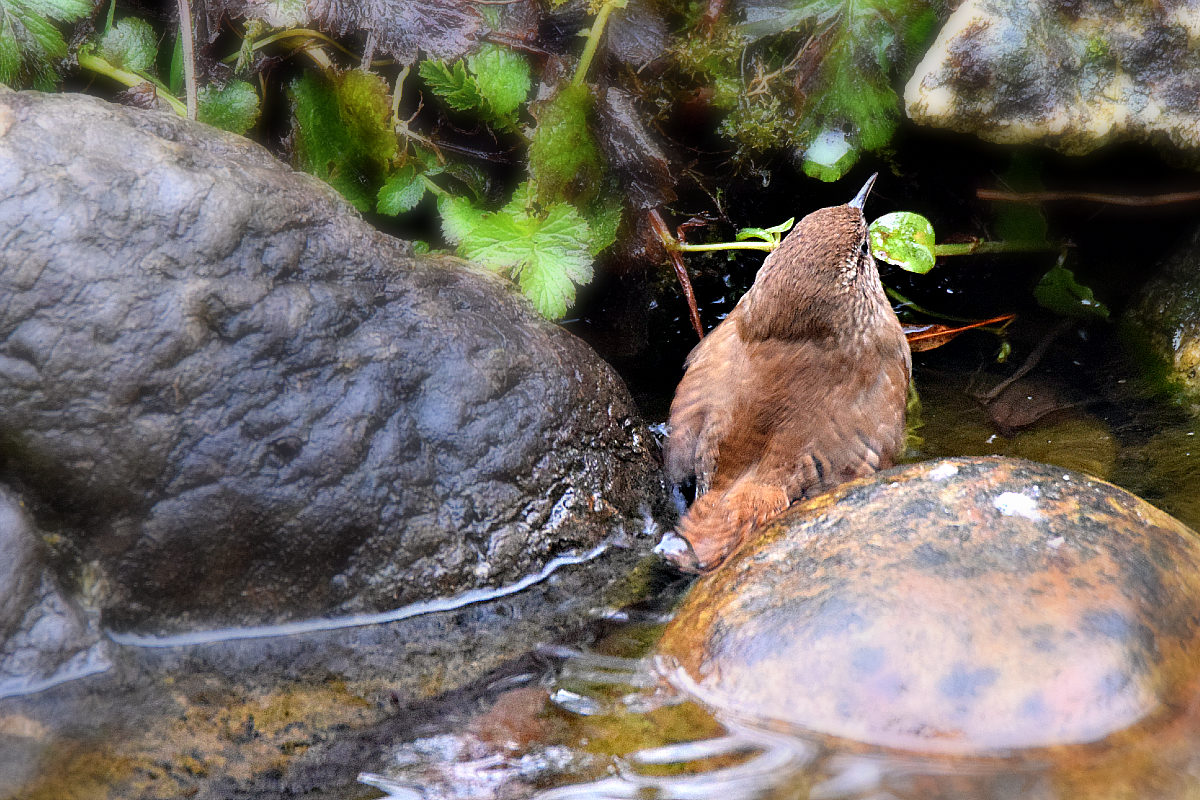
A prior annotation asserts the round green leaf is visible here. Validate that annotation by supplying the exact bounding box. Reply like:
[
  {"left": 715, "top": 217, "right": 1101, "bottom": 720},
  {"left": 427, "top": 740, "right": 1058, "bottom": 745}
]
[
  {"left": 1034, "top": 264, "right": 1110, "bottom": 320},
  {"left": 198, "top": 81, "right": 261, "bottom": 135},
  {"left": 97, "top": 17, "right": 158, "bottom": 75},
  {"left": 868, "top": 211, "right": 937, "bottom": 274}
]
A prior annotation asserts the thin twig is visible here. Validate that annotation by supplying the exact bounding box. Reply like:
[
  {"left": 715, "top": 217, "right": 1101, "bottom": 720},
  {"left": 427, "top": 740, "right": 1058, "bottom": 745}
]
[
  {"left": 978, "top": 188, "right": 1200, "bottom": 207},
  {"left": 649, "top": 209, "right": 704, "bottom": 340},
  {"left": 177, "top": 0, "right": 197, "bottom": 120}
]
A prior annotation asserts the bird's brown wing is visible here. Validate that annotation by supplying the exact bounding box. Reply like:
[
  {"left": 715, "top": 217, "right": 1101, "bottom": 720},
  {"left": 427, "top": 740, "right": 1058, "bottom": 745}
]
[
  {"left": 740, "top": 333, "right": 910, "bottom": 498},
  {"left": 664, "top": 317, "right": 747, "bottom": 495}
]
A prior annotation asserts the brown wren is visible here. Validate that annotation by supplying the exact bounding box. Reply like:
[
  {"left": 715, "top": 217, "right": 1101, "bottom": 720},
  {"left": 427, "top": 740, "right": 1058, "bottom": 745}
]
[{"left": 661, "top": 175, "right": 911, "bottom": 571}]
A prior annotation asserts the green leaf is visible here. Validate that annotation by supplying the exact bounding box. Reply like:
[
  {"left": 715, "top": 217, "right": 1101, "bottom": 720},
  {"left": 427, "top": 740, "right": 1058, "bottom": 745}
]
[
  {"left": 198, "top": 81, "right": 260, "bottom": 135},
  {"left": 96, "top": 17, "right": 157, "bottom": 75},
  {"left": 419, "top": 45, "right": 530, "bottom": 131},
  {"left": 377, "top": 166, "right": 426, "bottom": 215},
  {"left": 0, "top": 0, "right": 92, "bottom": 88},
  {"left": 585, "top": 194, "right": 622, "bottom": 256},
  {"left": 466, "top": 43, "right": 530, "bottom": 128},
  {"left": 333, "top": 69, "right": 397, "bottom": 168},
  {"left": 451, "top": 185, "right": 595, "bottom": 319},
  {"left": 1035, "top": 264, "right": 1110, "bottom": 320},
  {"left": 290, "top": 73, "right": 373, "bottom": 212},
  {"left": 437, "top": 193, "right": 485, "bottom": 243},
  {"left": 168, "top": 30, "right": 183, "bottom": 96},
  {"left": 869, "top": 212, "right": 936, "bottom": 274},
  {"left": 418, "top": 59, "right": 483, "bottom": 111},
  {"left": 737, "top": 218, "right": 793, "bottom": 244},
  {"left": 528, "top": 83, "right": 601, "bottom": 204},
  {"left": 698, "top": 0, "right": 935, "bottom": 179}
]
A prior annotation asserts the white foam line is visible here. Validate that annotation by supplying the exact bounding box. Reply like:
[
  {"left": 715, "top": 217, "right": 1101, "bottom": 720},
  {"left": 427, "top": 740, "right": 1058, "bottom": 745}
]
[
  {"left": 106, "top": 541, "right": 611, "bottom": 649},
  {"left": 0, "top": 657, "right": 112, "bottom": 700}
]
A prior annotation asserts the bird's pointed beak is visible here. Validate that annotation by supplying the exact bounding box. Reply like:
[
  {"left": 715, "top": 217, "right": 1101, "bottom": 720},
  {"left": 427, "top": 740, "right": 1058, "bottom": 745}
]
[{"left": 848, "top": 173, "right": 878, "bottom": 210}]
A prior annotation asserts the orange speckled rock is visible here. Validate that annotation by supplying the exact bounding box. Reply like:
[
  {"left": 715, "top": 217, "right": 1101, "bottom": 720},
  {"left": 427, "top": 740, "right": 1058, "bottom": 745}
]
[{"left": 657, "top": 456, "right": 1200, "bottom": 756}]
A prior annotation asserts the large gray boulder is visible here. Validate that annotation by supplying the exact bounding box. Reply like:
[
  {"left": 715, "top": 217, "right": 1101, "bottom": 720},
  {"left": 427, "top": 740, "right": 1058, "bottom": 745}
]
[{"left": 0, "top": 87, "right": 669, "bottom": 635}]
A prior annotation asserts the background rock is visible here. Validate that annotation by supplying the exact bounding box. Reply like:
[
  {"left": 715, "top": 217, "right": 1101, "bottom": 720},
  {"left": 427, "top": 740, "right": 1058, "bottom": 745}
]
[
  {"left": 905, "top": 0, "right": 1200, "bottom": 158},
  {"left": 1122, "top": 223, "right": 1200, "bottom": 411},
  {"left": 0, "top": 86, "right": 669, "bottom": 634}
]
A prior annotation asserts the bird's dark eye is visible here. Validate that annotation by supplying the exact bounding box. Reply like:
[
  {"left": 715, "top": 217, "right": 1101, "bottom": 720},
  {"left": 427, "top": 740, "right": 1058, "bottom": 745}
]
[{"left": 860, "top": 239, "right": 870, "bottom": 256}]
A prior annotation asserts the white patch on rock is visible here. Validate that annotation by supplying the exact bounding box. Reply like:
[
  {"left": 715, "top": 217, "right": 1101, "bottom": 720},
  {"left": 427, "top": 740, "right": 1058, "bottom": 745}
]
[
  {"left": 927, "top": 463, "right": 959, "bottom": 481},
  {"left": 993, "top": 491, "right": 1044, "bottom": 521}
]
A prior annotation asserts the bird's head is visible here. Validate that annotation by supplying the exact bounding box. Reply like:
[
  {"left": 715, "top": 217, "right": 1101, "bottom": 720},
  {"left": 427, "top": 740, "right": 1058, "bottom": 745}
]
[{"left": 737, "top": 175, "right": 886, "bottom": 342}]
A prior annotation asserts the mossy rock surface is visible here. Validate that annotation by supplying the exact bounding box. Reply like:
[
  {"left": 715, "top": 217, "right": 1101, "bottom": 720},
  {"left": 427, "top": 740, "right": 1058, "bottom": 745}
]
[{"left": 658, "top": 456, "right": 1200, "bottom": 755}]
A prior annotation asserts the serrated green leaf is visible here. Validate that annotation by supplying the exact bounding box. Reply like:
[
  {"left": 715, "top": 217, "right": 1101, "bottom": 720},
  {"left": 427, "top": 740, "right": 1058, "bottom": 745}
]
[
  {"left": 437, "top": 193, "right": 485, "bottom": 243},
  {"left": 517, "top": 250, "right": 577, "bottom": 320},
  {"left": 530, "top": 203, "right": 593, "bottom": 284},
  {"left": 467, "top": 43, "right": 530, "bottom": 127},
  {"left": 529, "top": 82, "right": 601, "bottom": 204},
  {"left": 1035, "top": 264, "right": 1110, "bottom": 320},
  {"left": 585, "top": 195, "right": 622, "bottom": 256},
  {"left": 0, "top": 0, "right": 90, "bottom": 88},
  {"left": 418, "top": 59, "right": 482, "bottom": 111},
  {"left": 96, "top": 17, "right": 157, "bottom": 74},
  {"left": 198, "top": 80, "right": 260, "bottom": 135},
  {"left": 869, "top": 211, "right": 936, "bottom": 274},
  {"left": 459, "top": 211, "right": 535, "bottom": 270},
  {"left": 377, "top": 166, "right": 426, "bottom": 215},
  {"left": 451, "top": 188, "right": 595, "bottom": 318},
  {"left": 420, "top": 46, "right": 529, "bottom": 131}
]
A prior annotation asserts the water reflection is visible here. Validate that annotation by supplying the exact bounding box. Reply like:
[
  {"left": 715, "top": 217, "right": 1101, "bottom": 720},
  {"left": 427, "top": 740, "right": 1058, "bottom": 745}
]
[{"left": 359, "top": 637, "right": 1200, "bottom": 800}]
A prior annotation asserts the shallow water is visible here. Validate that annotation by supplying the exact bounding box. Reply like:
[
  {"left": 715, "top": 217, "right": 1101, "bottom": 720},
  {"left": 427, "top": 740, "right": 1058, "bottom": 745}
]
[
  {"left": 352, "top": 329, "right": 1200, "bottom": 800},
  {"left": 11, "top": 326, "right": 1200, "bottom": 799}
]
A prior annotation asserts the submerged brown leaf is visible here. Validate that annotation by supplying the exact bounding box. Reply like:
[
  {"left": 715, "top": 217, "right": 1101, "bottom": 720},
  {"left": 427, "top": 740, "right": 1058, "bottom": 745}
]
[{"left": 903, "top": 314, "right": 1016, "bottom": 352}]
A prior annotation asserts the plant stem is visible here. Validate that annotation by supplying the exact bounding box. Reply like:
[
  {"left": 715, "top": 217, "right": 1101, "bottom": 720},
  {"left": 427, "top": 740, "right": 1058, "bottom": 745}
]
[
  {"left": 177, "top": 0, "right": 198, "bottom": 119},
  {"left": 675, "top": 240, "right": 775, "bottom": 253},
  {"left": 933, "top": 240, "right": 1059, "bottom": 256},
  {"left": 76, "top": 48, "right": 188, "bottom": 117},
  {"left": 420, "top": 175, "right": 446, "bottom": 196},
  {"left": 886, "top": 287, "right": 982, "bottom": 324},
  {"left": 648, "top": 209, "right": 704, "bottom": 339},
  {"left": 222, "top": 28, "right": 364, "bottom": 64},
  {"left": 573, "top": 0, "right": 624, "bottom": 85}
]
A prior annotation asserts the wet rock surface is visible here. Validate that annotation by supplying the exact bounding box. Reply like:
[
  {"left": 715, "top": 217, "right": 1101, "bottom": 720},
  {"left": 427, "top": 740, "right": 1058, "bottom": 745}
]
[
  {"left": 905, "top": 0, "right": 1200, "bottom": 157},
  {"left": 1123, "top": 224, "right": 1200, "bottom": 411},
  {"left": 658, "top": 456, "right": 1200, "bottom": 755},
  {"left": 0, "top": 487, "right": 108, "bottom": 701},
  {"left": 0, "top": 86, "right": 669, "bottom": 634}
]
